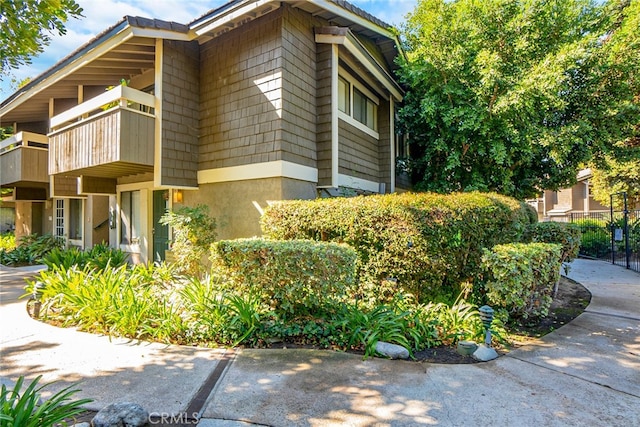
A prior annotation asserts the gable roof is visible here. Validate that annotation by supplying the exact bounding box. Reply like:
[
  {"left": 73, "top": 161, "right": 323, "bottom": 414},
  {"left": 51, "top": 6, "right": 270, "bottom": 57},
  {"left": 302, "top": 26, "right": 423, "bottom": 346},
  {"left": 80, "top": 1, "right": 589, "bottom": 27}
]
[{"left": 1, "top": 0, "right": 404, "bottom": 124}]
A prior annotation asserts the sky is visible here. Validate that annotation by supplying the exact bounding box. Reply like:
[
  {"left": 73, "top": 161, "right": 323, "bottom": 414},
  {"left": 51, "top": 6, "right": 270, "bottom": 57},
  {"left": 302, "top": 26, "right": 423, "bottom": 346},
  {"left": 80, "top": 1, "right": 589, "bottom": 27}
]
[{"left": 0, "top": 0, "right": 418, "bottom": 101}]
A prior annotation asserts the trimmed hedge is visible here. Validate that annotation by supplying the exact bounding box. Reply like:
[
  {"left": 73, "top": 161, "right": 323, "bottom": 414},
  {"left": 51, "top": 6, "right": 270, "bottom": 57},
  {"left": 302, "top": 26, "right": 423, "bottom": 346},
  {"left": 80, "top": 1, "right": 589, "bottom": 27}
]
[
  {"left": 210, "top": 238, "right": 358, "bottom": 315},
  {"left": 524, "top": 222, "right": 581, "bottom": 264},
  {"left": 261, "top": 192, "right": 534, "bottom": 302},
  {"left": 481, "top": 243, "right": 562, "bottom": 319}
]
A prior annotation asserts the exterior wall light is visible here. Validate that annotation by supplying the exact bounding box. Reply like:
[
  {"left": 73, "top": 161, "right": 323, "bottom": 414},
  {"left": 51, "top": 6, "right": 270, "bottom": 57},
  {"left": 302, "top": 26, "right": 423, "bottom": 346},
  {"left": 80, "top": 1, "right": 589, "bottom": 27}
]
[{"left": 173, "top": 190, "right": 183, "bottom": 204}]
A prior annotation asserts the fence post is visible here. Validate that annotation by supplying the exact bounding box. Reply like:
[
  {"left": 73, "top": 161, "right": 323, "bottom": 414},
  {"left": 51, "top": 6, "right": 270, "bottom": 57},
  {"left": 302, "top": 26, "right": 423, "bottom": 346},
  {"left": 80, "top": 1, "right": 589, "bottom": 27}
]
[
  {"left": 610, "top": 194, "right": 615, "bottom": 265},
  {"left": 623, "top": 192, "right": 630, "bottom": 269}
]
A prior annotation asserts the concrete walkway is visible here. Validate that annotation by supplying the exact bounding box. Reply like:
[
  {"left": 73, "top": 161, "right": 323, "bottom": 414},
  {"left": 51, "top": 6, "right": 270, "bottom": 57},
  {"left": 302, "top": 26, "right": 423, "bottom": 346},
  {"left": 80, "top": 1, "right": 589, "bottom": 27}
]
[{"left": 1, "top": 259, "right": 639, "bottom": 426}]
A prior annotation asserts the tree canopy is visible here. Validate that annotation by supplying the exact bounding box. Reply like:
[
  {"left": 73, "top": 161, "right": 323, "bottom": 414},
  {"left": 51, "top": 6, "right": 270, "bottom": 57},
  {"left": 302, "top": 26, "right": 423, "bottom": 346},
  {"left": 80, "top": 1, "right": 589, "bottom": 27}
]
[
  {"left": 590, "top": 157, "right": 640, "bottom": 207},
  {"left": 588, "top": 0, "right": 640, "bottom": 207},
  {"left": 0, "top": 0, "right": 83, "bottom": 76},
  {"left": 397, "top": 0, "right": 640, "bottom": 200}
]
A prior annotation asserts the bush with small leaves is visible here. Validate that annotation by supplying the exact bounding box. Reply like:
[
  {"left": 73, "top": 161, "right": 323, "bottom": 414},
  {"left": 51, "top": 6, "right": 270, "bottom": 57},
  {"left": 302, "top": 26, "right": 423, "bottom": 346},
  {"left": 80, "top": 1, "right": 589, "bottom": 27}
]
[
  {"left": 261, "top": 192, "right": 533, "bottom": 303},
  {"left": 524, "top": 222, "right": 581, "bottom": 265},
  {"left": 211, "top": 238, "right": 358, "bottom": 316},
  {"left": 481, "top": 243, "right": 562, "bottom": 319}
]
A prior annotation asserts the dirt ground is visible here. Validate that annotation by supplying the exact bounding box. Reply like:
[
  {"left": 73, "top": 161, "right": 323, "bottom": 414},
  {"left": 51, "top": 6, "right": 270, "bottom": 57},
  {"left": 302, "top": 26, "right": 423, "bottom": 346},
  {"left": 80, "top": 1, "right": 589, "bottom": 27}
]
[{"left": 414, "top": 276, "right": 592, "bottom": 364}]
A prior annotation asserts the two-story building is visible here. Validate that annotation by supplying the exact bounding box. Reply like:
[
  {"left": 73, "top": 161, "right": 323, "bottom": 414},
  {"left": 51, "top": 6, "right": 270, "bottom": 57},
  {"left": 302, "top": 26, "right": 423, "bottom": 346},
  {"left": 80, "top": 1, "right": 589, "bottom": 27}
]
[
  {"left": 527, "top": 169, "right": 610, "bottom": 221},
  {"left": 0, "top": 0, "right": 405, "bottom": 263}
]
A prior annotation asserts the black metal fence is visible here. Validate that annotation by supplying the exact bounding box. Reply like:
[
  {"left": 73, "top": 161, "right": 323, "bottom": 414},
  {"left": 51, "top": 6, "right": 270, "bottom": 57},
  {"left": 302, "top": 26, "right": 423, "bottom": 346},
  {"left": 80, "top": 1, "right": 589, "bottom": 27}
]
[{"left": 569, "top": 208, "right": 640, "bottom": 273}]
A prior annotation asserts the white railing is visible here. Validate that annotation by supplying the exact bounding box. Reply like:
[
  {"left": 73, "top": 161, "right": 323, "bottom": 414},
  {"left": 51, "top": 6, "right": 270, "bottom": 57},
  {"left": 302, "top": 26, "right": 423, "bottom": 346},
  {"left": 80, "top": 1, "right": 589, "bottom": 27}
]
[
  {"left": 49, "top": 85, "right": 156, "bottom": 131},
  {"left": 0, "top": 131, "right": 49, "bottom": 154}
]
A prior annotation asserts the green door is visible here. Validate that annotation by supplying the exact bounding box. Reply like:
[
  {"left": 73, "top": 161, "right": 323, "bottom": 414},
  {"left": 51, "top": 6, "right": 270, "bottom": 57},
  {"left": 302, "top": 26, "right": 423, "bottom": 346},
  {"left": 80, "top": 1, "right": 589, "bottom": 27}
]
[{"left": 153, "top": 190, "right": 169, "bottom": 262}]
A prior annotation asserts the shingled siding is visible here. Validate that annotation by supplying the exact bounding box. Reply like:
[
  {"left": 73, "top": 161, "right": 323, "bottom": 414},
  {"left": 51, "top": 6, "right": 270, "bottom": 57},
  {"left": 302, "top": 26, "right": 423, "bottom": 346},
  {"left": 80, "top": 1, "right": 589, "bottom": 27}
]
[
  {"left": 316, "top": 43, "right": 333, "bottom": 187},
  {"left": 377, "top": 99, "right": 392, "bottom": 192},
  {"left": 161, "top": 40, "right": 200, "bottom": 187},
  {"left": 280, "top": 6, "right": 318, "bottom": 169},
  {"left": 199, "top": 11, "right": 283, "bottom": 170},
  {"left": 338, "top": 119, "right": 380, "bottom": 183}
]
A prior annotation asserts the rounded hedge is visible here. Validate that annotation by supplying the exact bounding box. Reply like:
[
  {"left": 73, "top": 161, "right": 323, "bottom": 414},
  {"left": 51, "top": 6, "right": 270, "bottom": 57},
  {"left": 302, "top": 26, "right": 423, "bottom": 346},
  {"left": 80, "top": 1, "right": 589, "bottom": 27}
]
[{"left": 261, "top": 192, "right": 534, "bottom": 302}]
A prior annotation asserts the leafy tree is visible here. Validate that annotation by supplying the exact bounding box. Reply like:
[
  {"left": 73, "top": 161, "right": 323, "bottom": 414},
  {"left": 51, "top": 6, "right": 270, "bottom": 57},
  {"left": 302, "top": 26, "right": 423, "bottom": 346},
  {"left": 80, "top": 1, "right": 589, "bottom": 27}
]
[
  {"left": 0, "top": 126, "right": 12, "bottom": 140},
  {"left": 397, "top": 0, "right": 639, "bottom": 199},
  {"left": 590, "top": 157, "right": 640, "bottom": 208},
  {"left": 0, "top": 0, "right": 83, "bottom": 75},
  {"left": 587, "top": 0, "right": 640, "bottom": 208}
]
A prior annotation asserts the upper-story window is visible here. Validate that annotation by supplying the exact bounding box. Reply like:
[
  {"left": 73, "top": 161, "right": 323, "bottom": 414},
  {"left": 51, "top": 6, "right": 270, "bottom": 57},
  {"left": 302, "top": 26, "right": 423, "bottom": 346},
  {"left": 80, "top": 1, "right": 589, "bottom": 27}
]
[
  {"left": 338, "top": 77, "right": 350, "bottom": 115},
  {"left": 338, "top": 67, "right": 379, "bottom": 138},
  {"left": 353, "top": 87, "right": 377, "bottom": 131}
]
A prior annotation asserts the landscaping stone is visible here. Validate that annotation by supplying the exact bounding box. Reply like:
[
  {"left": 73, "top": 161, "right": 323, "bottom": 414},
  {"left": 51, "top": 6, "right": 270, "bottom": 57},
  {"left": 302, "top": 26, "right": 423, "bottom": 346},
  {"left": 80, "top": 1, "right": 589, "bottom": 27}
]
[
  {"left": 456, "top": 340, "right": 478, "bottom": 356},
  {"left": 472, "top": 344, "right": 499, "bottom": 362},
  {"left": 70, "top": 423, "right": 90, "bottom": 427},
  {"left": 375, "top": 341, "right": 410, "bottom": 359},
  {"left": 92, "top": 402, "right": 149, "bottom": 427}
]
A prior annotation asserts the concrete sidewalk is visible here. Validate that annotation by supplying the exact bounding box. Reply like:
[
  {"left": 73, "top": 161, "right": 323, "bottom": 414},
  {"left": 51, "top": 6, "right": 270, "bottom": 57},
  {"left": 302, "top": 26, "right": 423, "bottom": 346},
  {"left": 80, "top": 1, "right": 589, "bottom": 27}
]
[
  {"left": 1, "top": 259, "right": 639, "bottom": 426},
  {"left": 0, "top": 265, "right": 227, "bottom": 416}
]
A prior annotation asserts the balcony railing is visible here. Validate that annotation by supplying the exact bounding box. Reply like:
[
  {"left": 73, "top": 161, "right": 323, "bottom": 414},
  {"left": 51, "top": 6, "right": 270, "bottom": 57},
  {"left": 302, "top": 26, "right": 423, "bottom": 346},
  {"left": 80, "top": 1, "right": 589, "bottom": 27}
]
[
  {"left": 48, "top": 86, "right": 156, "bottom": 177},
  {"left": 50, "top": 85, "right": 155, "bottom": 131},
  {"left": 0, "top": 131, "right": 49, "bottom": 187}
]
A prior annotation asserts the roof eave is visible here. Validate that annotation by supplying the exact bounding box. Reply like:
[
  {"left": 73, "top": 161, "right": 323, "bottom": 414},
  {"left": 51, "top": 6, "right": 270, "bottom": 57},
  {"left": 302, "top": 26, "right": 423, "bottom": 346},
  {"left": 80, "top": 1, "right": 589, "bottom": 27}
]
[{"left": 1, "top": 19, "right": 191, "bottom": 118}]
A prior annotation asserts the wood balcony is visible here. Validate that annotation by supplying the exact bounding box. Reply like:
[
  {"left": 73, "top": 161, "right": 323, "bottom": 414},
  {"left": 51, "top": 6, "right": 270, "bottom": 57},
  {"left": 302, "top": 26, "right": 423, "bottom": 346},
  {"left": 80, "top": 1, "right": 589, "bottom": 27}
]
[
  {"left": 48, "top": 85, "right": 155, "bottom": 178},
  {"left": 0, "top": 132, "right": 49, "bottom": 189}
]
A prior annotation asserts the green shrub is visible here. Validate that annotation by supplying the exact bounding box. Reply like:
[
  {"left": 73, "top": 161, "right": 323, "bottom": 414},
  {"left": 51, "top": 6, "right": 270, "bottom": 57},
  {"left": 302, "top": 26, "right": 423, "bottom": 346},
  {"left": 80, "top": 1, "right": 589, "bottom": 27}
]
[
  {"left": 0, "top": 375, "right": 92, "bottom": 427},
  {"left": 570, "top": 218, "right": 609, "bottom": 257},
  {"left": 211, "top": 238, "right": 358, "bottom": 316},
  {"left": 481, "top": 243, "right": 562, "bottom": 319},
  {"left": 0, "top": 232, "right": 16, "bottom": 251},
  {"left": 85, "top": 243, "right": 128, "bottom": 269},
  {"left": 26, "top": 251, "right": 499, "bottom": 353},
  {"left": 0, "top": 234, "right": 63, "bottom": 266},
  {"left": 609, "top": 217, "right": 640, "bottom": 255},
  {"left": 26, "top": 263, "right": 187, "bottom": 343},
  {"left": 572, "top": 217, "right": 609, "bottom": 230},
  {"left": 579, "top": 233, "right": 611, "bottom": 258},
  {"left": 41, "top": 247, "right": 87, "bottom": 270},
  {"left": 42, "top": 244, "right": 128, "bottom": 271},
  {"left": 261, "top": 192, "right": 532, "bottom": 302},
  {"left": 631, "top": 218, "right": 640, "bottom": 254},
  {"left": 524, "top": 222, "right": 581, "bottom": 264},
  {"left": 521, "top": 202, "right": 539, "bottom": 224},
  {"left": 160, "top": 205, "right": 217, "bottom": 277}
]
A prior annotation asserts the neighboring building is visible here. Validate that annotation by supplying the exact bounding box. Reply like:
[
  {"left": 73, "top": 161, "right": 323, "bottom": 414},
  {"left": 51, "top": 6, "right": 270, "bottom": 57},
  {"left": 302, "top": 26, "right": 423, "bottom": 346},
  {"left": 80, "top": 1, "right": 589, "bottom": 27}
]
[
  {"left": 0, "top": 0, "right": 405, "bottom": 263},
  {"left": 527, "top": 169, "right": 609, "bottom": 221}
]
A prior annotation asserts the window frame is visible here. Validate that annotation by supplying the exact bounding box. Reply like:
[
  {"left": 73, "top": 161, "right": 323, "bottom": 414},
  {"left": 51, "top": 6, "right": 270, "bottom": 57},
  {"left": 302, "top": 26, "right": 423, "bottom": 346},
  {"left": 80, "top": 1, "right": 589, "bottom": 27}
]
[
  {"left": 337, "top": 66, "right": 379, "bottom": 139},
  {"left": 68, "top": 198, "right": 83, "bottom": 241},
  {"left": 54, "top": 199, "right": 64, "bottom": 238},
  {"left": 120, "top": 190, "right": 141, "bottom": 246}
]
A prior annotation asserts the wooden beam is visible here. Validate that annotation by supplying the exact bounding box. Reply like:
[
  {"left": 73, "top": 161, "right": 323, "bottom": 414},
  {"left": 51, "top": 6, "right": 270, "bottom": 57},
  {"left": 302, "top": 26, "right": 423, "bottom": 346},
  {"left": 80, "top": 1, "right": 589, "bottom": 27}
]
[{"left": 79, "top": 175, "right": 117, "bottom": 195}]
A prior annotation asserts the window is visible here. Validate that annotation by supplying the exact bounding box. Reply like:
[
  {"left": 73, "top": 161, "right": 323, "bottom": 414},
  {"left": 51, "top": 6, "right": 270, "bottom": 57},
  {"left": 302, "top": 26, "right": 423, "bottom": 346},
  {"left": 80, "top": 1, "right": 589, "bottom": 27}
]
[
  {"left": 54, "top": 200, "right": 64, "bottom": 238},
  {"left": 337, "top": 68, "right": 379, "bottom": 135},
  {"left": 121, "top": 190, "right": 140, "bottom": 245},
  {"left": 353, "top": 88, "right": 377, "bottom": 130},
  {"left": 338, "top": 77, "right": 350, "bottom": 114},
  {"left": 69, "top": 199, "right": 82, "bottom": 240},
  {"left": 396, "top": 131, "right": 409, "bottom": 159}
]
